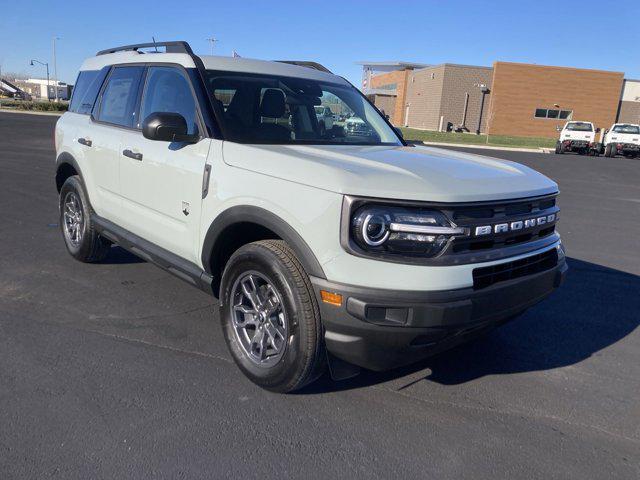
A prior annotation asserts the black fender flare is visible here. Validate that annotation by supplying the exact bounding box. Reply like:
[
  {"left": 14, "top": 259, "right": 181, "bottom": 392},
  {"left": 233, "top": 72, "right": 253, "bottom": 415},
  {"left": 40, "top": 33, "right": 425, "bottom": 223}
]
[
  {"left": 55, "top": 152, "right": 85, "bottom": 191},
  {"left": 201, "top": 205, "right": 326, "bottom": 280}
]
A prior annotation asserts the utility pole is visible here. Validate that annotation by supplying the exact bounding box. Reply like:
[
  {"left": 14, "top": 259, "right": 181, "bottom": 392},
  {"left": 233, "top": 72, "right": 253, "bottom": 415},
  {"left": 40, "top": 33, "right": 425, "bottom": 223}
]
[
  {"left": 52, "top": 36, "right": 60, "bottom": 101},
  {"left": 206, "top": 37, "right": 218, "bottom": 55}
]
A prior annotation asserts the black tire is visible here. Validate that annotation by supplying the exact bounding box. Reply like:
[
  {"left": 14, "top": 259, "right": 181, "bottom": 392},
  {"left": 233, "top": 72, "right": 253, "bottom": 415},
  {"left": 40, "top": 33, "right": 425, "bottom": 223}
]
[
  {"left": 59, "top": 176, "right": 110, "bottom": 262},
  {"left": 554, "top": 141, "right": 562, "bottom": 154},
  {"left": 604, "top": 144, "right": 614, "bottom": 157},
  {"left": 220, "top": 240, "right": 326, "bottom": 393},
  {"left": 559, "top": 142, "right": 566, "bottom": 154}
]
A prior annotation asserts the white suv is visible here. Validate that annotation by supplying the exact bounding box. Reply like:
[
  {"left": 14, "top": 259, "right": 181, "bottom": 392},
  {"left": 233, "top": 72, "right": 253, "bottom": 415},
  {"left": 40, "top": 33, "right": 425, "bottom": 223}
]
[{"left": 55, "top": 41, "right": 567, "bottom": 392}]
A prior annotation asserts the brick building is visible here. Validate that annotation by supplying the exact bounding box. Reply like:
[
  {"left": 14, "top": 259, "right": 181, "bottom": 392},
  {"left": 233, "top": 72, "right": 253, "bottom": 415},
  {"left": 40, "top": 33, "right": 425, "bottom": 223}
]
[
  {"left": 486, "top": 62, "right": 624, "bottom": 138},
  {"left": 359, "top": 60, "right": 637, "bottom": 138}
]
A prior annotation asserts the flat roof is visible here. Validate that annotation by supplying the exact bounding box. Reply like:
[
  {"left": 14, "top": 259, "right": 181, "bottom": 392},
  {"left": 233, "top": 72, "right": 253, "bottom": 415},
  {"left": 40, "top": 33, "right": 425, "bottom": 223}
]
[{"left": 356, "top": 61, "right": 430, "bottom": 69}]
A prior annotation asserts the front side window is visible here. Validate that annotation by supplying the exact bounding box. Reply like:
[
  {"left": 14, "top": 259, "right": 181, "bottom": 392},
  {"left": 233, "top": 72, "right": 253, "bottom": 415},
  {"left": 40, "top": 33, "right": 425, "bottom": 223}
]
[
  {"left": 565, "top": 122, "right": 593, "bottom": 132},
  {"left": 140, "top": 66, "right": 198, "bottom": 134},
  {"left": 97, "top": 66, "right": 144, "bottom": 127},
  {"left": 205, "top": 70, "right": 401, "bottom": 145},
  {"left": 612, "top": 124, "right": 640, "bottom": 134}
]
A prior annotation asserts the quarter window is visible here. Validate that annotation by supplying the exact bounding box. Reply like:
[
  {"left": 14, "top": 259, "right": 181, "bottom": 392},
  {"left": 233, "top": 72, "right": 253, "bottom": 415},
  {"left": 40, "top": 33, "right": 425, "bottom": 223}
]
[
  {"left": 69, "top": 67, "right": 109, "bottom": 115},
  {"left": 96, "top": 66, "right": 145, "bottom": 127},
  {"left": 534, "top": 108, "right": 572, "bottom": 120},
  {"left": 140, "top": 67, "right": 198, "bottom": 134}
]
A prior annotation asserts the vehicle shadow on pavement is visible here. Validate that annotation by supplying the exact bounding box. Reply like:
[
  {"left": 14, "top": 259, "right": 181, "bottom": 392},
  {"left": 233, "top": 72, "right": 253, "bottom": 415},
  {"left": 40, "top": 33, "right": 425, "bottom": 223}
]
[
  {"left": 300, "top": 257, "right": 640, "bottom": 393},
  {"left": 99, "top": 246, "right": 147, "bottom": 264}
]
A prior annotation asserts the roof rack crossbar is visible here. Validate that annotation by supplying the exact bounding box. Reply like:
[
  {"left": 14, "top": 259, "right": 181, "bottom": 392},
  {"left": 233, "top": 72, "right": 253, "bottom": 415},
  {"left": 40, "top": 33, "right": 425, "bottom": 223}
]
[
  {"left": 96, "top": 41, "right": 194, "bottom": 56},
  {"left": 275, "top": 61, "right": 332, "bottom": 74}
]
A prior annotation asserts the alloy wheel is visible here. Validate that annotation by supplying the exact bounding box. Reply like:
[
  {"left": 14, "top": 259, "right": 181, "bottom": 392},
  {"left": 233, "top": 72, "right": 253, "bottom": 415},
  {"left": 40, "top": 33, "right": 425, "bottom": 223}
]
[{"left": 230, "top": 271, "right": 288, "bottom": 367}]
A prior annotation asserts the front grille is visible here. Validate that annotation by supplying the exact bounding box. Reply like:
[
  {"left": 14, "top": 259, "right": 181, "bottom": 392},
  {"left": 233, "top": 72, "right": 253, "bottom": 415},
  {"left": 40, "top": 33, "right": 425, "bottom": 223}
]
[
  {"left": 472, "top": 248, "right": 558, "bottom": 290},
  {"left": 444, "top": 195, "right": 559, "bottom": 254}
]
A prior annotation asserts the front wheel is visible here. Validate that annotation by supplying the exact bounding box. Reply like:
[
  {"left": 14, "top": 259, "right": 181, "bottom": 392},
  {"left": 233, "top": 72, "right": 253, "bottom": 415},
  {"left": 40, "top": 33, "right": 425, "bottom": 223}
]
[
  {"left": 554, "top": 141, "right": 562, "bottom": 154},
  {"left": 220, "top": 240, "right": 326, "bottom": 393},
  {"left": 604, "top": 144, "right": 614, "bottom": 157}
]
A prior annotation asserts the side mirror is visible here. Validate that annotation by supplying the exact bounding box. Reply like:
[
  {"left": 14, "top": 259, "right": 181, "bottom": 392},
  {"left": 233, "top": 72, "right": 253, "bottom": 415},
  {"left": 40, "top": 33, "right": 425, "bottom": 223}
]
[
  {"left": 394, "top": 126, "right": 404, "bottom": 139},
  {"left": 142, "top": 112, "right": 198, "bottom": 143},
  {"left": 556, "top": 125, "right": 562, "bottom": 132}
]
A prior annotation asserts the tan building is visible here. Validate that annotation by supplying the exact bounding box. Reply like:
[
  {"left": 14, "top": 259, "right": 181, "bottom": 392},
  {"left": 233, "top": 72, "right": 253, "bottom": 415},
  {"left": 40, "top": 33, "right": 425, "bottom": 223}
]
[
  {"left": 404, "top": 64, "right": 493, "bottom": 132},
  {"left": 359, "top": 60, "right": 633, "bottom": 139},
  {"left": 486, "top": 62, "right": 624, "bottom": 138},
  {"left": 618, "top": 79, "right": 640, "bottom": 124}
]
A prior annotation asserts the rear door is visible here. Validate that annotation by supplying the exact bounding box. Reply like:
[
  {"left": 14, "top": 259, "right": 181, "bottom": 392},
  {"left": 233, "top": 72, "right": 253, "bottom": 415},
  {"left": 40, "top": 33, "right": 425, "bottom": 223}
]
[
  {"left": 89, "top": 65, "right": 145, "bottom": 221},
  {"left": 117, "top": 65, "right": 210, "bottom": 263}
]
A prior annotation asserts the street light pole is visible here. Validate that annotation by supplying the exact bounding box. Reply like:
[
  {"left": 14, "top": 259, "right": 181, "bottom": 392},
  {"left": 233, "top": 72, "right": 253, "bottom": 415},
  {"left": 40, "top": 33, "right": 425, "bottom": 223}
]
[
  {"left": 30, "top": 59, "right": 50, "bottom": 101},
  {"left": 52, "top": 36, "right": 60, "bottom": 102},
  {"left": 206, "top": 37, "right": 218, "bottom": 55}
]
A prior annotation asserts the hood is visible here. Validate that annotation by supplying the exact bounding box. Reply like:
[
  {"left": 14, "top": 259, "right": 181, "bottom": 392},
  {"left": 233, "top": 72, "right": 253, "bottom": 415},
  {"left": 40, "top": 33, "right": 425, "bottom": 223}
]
[{"left": 223, "top": 143, "right": 558, "bottom": 203}]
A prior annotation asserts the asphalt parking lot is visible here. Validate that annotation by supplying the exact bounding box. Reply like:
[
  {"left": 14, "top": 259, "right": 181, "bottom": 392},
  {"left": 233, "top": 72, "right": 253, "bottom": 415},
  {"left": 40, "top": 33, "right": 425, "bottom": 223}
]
[{"left": 1, "top": 111, "right": 638, "bottom": 479}]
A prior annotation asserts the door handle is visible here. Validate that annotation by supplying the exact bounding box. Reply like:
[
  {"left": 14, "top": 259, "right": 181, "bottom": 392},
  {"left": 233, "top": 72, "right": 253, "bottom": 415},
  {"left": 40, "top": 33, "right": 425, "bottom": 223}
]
[
  {"left": 78, "top": 137, "right": 92, "bottom": 147},
  {"left": 123, "top": 149, "right": 143, "bottom": 161}
]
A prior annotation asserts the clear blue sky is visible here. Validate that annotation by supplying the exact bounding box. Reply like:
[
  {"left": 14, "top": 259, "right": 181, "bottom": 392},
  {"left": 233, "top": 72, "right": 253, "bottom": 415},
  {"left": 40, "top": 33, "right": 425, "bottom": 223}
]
[{"left": 1, "top": 0, "right": 638, "bottom": 86}]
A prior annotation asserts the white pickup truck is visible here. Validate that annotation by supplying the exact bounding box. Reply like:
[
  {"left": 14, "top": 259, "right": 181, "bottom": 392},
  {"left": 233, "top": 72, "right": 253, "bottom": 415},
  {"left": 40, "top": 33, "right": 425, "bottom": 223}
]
[
  {"left": 555, "top": 121, "right": 600, "bottom": 156},
  {"left": 602, "top": 123, "right": 640, "bottom": 158}
]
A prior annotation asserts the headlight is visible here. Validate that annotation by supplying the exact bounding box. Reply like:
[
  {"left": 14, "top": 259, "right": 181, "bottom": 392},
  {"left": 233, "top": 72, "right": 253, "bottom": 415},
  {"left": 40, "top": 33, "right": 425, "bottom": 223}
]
[{"left": 351, "top": 205, "right": 466, "bottom": 257}]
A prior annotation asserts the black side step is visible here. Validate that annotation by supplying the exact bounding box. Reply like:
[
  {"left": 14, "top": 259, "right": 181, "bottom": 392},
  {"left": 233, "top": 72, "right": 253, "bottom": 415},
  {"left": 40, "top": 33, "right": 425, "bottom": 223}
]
[{"left": 92, "top": 215, "right": 216, "bottom": 297}]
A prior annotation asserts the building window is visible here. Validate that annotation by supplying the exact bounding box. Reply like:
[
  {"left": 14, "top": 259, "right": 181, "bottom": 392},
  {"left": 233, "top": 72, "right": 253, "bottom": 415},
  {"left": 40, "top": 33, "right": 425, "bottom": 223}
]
[{"left": 534, "top": 108, "right": 572, "bottom": 120}]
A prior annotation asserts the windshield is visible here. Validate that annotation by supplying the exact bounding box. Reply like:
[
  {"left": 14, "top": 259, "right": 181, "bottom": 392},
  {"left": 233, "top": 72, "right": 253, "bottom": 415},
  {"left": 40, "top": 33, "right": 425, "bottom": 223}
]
[
  {"left": 205, "top": 70, "right": 401, "bottom": 145},
  {"left": 565, "top": 122, "right": 593, "bottom": 132},
  {"left": 612, "top": 124, "right": 640, "bottom": 134}
]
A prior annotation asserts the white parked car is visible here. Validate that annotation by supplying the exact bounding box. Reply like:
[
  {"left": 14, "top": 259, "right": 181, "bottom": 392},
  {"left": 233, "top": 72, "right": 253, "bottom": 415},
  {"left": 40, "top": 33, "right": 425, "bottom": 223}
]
[
  {"left": 314, "top": 105, "right": 334, "bottom": 135},
  {"left": 55, "top": 41, "right": 566, "bottom": 392},
  {"left": 601, "top": 123, "right": 640, "bottom": 158},
  {"left": 555, "top": 121, "right": 600, "bottom": 155}
]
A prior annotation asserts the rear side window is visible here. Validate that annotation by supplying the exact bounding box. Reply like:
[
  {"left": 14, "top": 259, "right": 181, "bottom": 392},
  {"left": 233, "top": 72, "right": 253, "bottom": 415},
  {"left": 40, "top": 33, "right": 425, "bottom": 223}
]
[
  {"left": 139, "top": 66, "right": 198, "bottom": 134},
  {"left": 68, "top": 67, "right": 109, "bottom": 115},
  {"left": 96, "top": 66, "right": 145, "bottom": 128}
]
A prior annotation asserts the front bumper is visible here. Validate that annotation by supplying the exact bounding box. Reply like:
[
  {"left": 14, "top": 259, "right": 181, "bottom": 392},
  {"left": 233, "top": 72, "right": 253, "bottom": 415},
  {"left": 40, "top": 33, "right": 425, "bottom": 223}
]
[{"left": 311, "top": 255, "right": 567, "bottom": 371}]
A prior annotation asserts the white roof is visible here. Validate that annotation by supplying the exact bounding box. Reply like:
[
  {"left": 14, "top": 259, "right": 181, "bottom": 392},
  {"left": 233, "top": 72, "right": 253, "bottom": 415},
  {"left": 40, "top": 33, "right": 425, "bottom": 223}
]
[{"left": 80, "top": 51, "right": 349, "bottom": 86}]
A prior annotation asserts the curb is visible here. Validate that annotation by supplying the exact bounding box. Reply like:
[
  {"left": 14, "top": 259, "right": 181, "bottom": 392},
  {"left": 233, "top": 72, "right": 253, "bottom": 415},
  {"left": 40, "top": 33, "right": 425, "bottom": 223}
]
[
  {"left": 0, "top": 108, "right": 64, "bottom": 117},
  {"left": 415, "top": 141, "right": 552, "bottom": 154}
]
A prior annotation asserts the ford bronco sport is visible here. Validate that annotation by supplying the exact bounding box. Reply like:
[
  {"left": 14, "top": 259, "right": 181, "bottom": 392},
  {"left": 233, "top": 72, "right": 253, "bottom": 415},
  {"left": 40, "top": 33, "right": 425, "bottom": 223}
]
[{"left": 55, "top": 41, "right": 567, "bottom": 392}]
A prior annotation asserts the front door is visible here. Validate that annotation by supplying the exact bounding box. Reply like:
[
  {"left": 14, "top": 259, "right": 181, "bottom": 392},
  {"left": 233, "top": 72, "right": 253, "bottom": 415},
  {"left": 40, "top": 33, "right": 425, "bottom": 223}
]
[{"left": 117, "top": 65, "right": 210, "bottom": 264}]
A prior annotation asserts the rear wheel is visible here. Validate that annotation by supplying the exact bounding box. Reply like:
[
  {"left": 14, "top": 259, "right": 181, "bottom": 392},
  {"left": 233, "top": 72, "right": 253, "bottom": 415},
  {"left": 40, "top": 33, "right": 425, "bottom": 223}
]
[
  {"left": 59, "top": 176, "right": 110, "bottom": 262},
  {"left": 220, "top": 240, "right": 325, "bottom": 393}
]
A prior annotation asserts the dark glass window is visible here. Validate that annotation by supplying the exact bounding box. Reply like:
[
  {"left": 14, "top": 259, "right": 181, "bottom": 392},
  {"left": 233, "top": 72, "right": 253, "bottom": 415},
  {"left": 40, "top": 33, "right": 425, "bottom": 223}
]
[
  {"left": 546, "top": 109, "right": 559, "bottom": 119},
  {"left": 140, "top": 67, "right": 198, "bottom": 134},
  {"left": 96, "top": 66, "right": 145, "bottom": 127},
  {"left": 559, "top": 110, "right": 572, "bottom": 120},
  {"left": 534, "top": 108, "right": 547, "bottom": 118},
  {"left": 68, "top": 67, "right": 109, "bottom": 115}
]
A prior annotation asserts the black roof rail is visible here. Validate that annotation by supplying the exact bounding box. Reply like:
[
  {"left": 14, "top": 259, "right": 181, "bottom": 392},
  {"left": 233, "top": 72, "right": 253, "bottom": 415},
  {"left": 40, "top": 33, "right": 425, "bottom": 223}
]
[
  {"left": 96, "top": 41, "right": 193, "bottom": 56},
  {"left": 275, "top": 61, "right": 332, "bottom": 74}
]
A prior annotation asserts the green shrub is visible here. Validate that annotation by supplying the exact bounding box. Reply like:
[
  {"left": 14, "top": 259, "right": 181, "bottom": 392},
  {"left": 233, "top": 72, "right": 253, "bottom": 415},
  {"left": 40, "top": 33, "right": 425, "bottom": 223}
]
[{"left": 0, "top": 100, "right": 68, "bottom": 112}]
